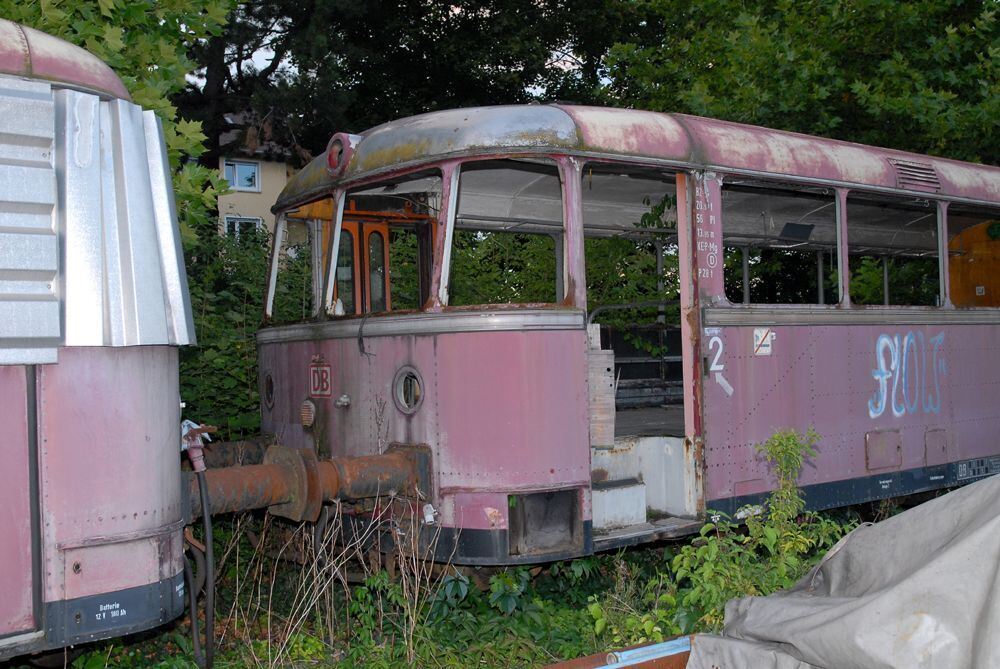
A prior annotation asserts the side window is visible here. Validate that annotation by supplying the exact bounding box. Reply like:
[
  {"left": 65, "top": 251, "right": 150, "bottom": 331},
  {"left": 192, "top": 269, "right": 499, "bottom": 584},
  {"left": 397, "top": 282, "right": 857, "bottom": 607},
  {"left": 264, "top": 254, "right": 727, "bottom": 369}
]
[
  {"left": 223, "top": 160, "right": 260, "bottom": 192},
  {"left": 721, "top": 179, "right": 838, "bottom": 304},
  {"left": 368, "top": 230, "right": 387, "bottom": 312},
  {"left": 947, "top": 205, "right": 1000, "bottom": 307},
  {"left": 448, "top": 159, "right": 562, "bottom": 306},
  {"left": 224, "top": 215, "right": 262, "bottom": 242},
  {"left": 847, "top": 193, "right": 939, "bottom": 306},
  {"left": 271, "top": 219, "right": 314, "bottom": 324},
  {"left": 335, "top": 229, "right": 356, "bottom": 315}
]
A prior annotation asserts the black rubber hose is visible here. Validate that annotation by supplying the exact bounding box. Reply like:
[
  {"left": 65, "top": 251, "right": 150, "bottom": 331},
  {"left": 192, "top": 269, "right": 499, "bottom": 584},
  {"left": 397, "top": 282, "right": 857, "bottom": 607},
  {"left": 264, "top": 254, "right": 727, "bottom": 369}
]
[
  {"left": 196, "top": 470, "right": 215, "bottom": 669},
  {"left": 187, "top": 541, "right": 207, "bottom": 597},
  {"left": 183, "top": 554, "right": 206, "bottom": 668}
]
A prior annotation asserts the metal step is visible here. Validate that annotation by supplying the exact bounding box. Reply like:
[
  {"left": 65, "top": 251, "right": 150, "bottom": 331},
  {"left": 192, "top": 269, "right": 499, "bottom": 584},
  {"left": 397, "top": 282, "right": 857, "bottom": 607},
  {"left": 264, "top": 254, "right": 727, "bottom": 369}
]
[{"left": 594, "top": 515, "right": 703, "bottom": 551}]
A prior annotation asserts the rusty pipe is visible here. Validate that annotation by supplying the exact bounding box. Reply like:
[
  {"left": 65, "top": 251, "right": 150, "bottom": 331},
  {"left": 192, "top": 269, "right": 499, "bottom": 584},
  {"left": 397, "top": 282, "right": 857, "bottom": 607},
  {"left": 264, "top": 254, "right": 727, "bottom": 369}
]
[
  {"left": 188, "top": 463, "right": 293, "bottom": 518},
  {"left": 317, "top": 449, "right": 417, "bottom": 501},
  {"left": 200, "top": 439, "right": 268, "bottom": 468},
  {"left": 188, "top": 446, "right": 425, "bottom": 521}
]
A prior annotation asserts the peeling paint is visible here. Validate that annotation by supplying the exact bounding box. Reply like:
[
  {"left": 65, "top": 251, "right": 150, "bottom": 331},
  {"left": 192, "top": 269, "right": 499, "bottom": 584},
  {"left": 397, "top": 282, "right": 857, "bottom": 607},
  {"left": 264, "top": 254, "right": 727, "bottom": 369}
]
[
  {"left": 275, "top": 105, "right": 999, "bottom": 216},
  {"left": 0, "top": 20, "right": 130, "bottom": 100}
]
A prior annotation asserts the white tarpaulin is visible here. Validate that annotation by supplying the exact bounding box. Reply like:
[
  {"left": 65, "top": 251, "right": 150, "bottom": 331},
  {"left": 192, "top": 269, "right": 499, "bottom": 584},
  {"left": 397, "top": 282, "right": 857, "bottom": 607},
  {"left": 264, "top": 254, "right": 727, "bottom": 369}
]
[{"left": 687, "top": 474, "right": 1000, "bottom": 669}]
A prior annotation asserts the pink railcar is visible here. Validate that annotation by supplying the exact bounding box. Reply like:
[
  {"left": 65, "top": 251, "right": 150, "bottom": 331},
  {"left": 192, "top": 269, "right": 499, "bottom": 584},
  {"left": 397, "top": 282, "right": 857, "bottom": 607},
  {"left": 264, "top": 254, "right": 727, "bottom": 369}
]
[
  {"left": 0, "top": 21, "right": 193, "bottom": 660},
  {"left": 262, "top": 105, "right": 1000, "bottom": 564}
]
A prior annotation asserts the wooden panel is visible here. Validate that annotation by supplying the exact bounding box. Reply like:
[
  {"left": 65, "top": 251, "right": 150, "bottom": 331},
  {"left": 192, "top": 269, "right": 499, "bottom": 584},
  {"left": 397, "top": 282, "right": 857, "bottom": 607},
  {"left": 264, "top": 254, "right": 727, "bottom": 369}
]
[
  {"left": 949, "top": 221, "right": 1000, "bottom": 307},
  {"left": 588, "top": 350, "right": 615, "bottom": 447}
]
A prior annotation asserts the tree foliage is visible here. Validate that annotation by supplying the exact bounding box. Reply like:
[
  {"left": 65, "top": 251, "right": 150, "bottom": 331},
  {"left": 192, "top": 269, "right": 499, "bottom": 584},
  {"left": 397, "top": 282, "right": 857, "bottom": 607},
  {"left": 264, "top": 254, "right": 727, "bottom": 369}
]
[
  {"left": 0, "top": 1, "right": 256, "bottom": 433},
  {"left": 179, "top": 0, "right": 636, "bottom": 165},
  {"left": 608, "top": 0, "right": 998, "bottom": 163}
]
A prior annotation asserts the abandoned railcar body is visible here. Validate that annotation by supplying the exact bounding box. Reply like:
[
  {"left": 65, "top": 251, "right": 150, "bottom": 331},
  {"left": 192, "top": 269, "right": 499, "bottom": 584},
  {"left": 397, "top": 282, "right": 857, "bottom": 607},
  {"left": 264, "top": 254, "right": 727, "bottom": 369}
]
[
  {"left": 263, "top": 105, "right": 1000, "bottom": 565},
  {"left": 0, "top": 21, "right": 194, "bottom": 659}
]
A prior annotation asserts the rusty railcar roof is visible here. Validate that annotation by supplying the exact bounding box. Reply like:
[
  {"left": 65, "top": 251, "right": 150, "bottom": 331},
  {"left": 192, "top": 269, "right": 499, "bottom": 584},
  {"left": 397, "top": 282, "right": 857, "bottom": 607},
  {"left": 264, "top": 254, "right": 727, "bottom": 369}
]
[
  {"left": 275, "top": 104, "right": 1000, "bottom": 212},
  {"left": 0, "top": 19, "right": 130, "bottom": 100}
]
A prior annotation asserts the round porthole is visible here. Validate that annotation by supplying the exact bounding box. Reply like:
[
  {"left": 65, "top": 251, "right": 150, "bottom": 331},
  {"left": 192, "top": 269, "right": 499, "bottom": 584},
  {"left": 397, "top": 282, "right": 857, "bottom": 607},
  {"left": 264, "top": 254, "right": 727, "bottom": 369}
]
[
  {"left": 263, "top": 373, "right": 275, "bottom": 409},
  {"left": 393, "top": 366, "right": 424, "bottom": 414}
]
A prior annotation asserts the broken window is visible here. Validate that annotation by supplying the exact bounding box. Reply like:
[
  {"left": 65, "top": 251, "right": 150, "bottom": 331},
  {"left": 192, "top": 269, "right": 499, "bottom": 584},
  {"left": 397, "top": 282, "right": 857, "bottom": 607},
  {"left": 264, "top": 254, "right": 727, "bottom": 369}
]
[
  {"left": 947, "top": 204, "right": 1000, "bottom": 308},
  {"left": 721, "top": 178, "right": 838, "bottom": 304},
  {"left": 846, "top": 193, "right": 939, "bottom": 306},
  {"left": 271, "top": 219, "right": 314, "bottom": 324},
  {"left": 448, "top": 159, "right": 562, "bottom": 306}
]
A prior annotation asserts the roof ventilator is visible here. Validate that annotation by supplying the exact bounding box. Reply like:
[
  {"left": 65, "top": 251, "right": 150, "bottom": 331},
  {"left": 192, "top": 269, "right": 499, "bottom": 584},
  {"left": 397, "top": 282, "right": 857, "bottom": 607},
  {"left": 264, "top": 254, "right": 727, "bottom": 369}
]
[{"left": 888, "top": 158, "right": 941, "bottom": 193}]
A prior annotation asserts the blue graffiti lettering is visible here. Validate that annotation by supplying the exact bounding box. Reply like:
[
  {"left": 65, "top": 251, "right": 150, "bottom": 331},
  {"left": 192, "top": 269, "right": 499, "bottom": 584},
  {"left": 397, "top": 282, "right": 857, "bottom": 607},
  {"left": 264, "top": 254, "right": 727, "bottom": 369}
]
[{"left": 869, "top": 331, "right": 945, "bottom": 419}]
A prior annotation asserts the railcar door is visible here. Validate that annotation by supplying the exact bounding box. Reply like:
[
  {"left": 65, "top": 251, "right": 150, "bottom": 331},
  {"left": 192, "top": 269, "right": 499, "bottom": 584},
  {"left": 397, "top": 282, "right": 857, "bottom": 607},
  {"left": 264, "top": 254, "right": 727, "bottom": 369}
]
[
  {"left": 575, "top": 164, "right": 703, "bottom": 548},
  {"left": 0, "top": 366, "right": 38, "bottom": 640},
  {"left": 334, "top": 219, "right": 390, "bottom": 315}
]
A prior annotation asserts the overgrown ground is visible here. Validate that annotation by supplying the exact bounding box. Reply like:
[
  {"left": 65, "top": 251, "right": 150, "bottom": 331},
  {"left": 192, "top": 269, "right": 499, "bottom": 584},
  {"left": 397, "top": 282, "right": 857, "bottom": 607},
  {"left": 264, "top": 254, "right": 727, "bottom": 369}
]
[{"left": 40, "top": 429, "right": 867, "bottom": 669}]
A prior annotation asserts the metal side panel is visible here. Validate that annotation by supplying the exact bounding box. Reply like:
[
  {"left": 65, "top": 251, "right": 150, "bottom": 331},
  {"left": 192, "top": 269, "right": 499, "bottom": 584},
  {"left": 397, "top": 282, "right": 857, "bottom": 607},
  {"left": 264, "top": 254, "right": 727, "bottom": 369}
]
[
  {"left": 0, "top": 76, "right": 58, "bottom": 364},
  {"left": 143, "top": 111, "right": 194, "bottom": 345},
  {"left": 57, "top": 89, "right": 105, "bottom": 345},
  {"left": 104, "top": 98, "right": 169, "bottom": 345},
  {"left": 55, "top": 91, "right": 193, "bottom": 348}
]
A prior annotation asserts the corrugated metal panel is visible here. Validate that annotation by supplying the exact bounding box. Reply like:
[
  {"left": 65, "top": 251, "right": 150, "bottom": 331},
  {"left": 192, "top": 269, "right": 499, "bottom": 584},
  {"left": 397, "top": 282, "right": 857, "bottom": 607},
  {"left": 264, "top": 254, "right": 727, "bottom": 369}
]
[
  {"left": 0, "top": 74, "right": 194, "bottom": 365},
  {"left": 57, "top": 90, "right": 195, "bottom": 348},
  {"left": 0, "top": 77, "right": 59, "bottom": 364}
]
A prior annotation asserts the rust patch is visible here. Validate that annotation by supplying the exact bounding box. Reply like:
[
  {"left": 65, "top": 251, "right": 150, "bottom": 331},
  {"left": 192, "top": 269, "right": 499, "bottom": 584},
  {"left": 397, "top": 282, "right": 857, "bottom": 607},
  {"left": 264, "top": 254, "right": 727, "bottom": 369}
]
[
  {"left": 591, "top": 468, "right": 609, "bottom": 483},
  {"left": 358, "top": 138, "right": 435, "bottom": 173}
]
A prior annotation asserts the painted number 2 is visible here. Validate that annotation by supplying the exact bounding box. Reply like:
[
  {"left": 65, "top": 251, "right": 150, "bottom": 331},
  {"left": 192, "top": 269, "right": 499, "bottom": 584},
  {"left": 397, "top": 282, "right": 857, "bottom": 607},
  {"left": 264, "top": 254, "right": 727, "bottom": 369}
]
[
  {"left": 708, "top": 336, "right": 724, "bottom": 372},
  {"left": 708, "top": 335, "right": 734, "bottom": 397}
]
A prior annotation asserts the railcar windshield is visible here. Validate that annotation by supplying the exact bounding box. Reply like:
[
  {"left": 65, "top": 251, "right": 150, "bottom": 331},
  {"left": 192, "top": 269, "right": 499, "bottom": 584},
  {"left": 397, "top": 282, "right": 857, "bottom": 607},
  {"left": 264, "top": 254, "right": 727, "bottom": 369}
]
[{"left": 338, "top": 172, "right": 440, "bottom": 314}]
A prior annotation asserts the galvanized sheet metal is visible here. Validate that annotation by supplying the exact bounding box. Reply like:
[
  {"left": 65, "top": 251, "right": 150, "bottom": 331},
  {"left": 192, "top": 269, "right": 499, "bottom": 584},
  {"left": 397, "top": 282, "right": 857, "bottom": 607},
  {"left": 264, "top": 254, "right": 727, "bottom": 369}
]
[
  {"left": 0, "top": 77, "right": 59, "bottom": 364},
  {"left": 0, "top": 74, "right": 194, "bottom": 364}
]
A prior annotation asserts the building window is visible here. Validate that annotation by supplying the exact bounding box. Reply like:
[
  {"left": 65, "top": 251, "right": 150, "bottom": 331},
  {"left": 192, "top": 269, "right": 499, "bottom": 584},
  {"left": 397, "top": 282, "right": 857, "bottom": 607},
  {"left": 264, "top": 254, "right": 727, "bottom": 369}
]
[
  {"left": 223, "top": 160, "right": 260, "bottom": 192},
  {"left": 224, "top": 215, "right": 262, "bottom": 241}
]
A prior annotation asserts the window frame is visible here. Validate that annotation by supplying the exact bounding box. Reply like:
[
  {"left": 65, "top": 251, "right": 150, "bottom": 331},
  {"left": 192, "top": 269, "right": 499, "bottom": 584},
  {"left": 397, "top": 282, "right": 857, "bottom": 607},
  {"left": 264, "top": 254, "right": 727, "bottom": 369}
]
[
  {"left": 842, "top": 190, "right": 945, "bottom": 308},
  {"left": 223, "top": 215, "right": 262, "bottom": 241},
  {"left": 716, "top": 175, "right": 842, "bottom": 308},
  {"left": 223, "top": 159, "right": 262, "bottom": 193},
  {"left": 324, "top": 167, "right": 444, "bottom": 317},
  {"left": 443, "top": 156, "right": 566, "bottom": 308}
]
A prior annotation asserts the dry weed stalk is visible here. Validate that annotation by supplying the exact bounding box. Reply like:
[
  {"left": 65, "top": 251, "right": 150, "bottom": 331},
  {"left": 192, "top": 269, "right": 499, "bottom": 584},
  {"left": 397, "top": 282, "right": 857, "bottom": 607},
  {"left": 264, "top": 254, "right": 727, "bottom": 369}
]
[{"left": 215, "top": 490, "right": 454, "bottom": 667}]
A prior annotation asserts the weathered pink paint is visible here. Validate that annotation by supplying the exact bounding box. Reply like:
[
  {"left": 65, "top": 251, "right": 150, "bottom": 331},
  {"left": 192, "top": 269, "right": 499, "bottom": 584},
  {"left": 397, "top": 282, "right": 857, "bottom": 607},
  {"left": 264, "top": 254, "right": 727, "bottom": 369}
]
[
  {"left": 675, "top": 173, "right": 703, "bottom": 441},
  {"left": 0, "top": 366, "right": 34, "bottom": 636},
  {"left": 37, "top": 347, "right": 183, "bottom": 602},
  {"left": 557, "top": 157, "right": 588, "bottom": 308},
  {"left": 556, "top": 105, "right": 692, "bottom": 161},
  {"left": 691, "top": 173, "right": 725, "bottom": 302},
  {"left": 0, "top": 20, "right": 131, "bottom": 100},
  {"left": 701, "top": 323, "right": 1000, "bottom": 503},
  {"left": 269, "top": 104, "right": 1000, "bottom": 553},
  {"left": 259, "top": 324, "right": 592, "bottom": 531}
]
